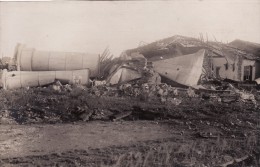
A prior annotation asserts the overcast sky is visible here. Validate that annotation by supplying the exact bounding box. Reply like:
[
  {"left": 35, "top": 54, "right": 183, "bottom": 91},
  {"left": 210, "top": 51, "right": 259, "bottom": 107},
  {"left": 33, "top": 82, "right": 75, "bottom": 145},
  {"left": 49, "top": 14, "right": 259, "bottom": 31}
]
[{"left": 0, "top": 0, "right": 260, "bottom": 58}]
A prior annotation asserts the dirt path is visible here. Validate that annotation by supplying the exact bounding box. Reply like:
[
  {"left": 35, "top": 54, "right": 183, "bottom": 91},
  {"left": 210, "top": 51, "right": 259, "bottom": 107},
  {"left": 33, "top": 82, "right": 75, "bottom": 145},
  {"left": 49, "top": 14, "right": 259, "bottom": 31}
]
[{"left": 0, "top": 121, "right": 176, "bottom": 159}]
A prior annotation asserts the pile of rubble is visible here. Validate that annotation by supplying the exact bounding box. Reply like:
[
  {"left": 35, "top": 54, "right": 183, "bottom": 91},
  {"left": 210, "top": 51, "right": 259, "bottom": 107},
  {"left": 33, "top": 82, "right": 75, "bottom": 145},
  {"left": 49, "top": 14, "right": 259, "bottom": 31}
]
[
  {"left": 90, "top": 72, "right": 259, "bottom": 108},
  {"left": 0, "top": 40, "right": 259, "bottom": 125},
  {"left": 0, "top": 81, "right": 259, "bottom": 137}
]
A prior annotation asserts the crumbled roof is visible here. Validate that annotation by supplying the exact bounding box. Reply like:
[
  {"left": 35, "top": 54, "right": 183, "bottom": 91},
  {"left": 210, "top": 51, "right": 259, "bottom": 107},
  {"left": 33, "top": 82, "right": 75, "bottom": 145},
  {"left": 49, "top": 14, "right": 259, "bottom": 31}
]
[{"left": 125, "top": 35, "right": 260, "bottom": 61}]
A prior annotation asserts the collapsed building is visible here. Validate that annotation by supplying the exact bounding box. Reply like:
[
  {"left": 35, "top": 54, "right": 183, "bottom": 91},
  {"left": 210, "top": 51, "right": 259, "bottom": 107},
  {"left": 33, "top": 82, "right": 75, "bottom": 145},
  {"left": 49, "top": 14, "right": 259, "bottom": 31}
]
[
  {"left": 122, "top": 35, "right": 260, "bottom": 86},
  {"left": 1, "top": 36, "right": 260, "bottom": 90}
]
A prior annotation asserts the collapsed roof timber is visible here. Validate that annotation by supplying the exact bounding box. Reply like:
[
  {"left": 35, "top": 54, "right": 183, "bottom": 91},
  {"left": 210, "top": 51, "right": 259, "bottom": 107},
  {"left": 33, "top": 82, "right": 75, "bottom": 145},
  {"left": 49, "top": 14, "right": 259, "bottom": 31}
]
[{"left": 0, "top": 35, "right": 260, "bottom": 89}]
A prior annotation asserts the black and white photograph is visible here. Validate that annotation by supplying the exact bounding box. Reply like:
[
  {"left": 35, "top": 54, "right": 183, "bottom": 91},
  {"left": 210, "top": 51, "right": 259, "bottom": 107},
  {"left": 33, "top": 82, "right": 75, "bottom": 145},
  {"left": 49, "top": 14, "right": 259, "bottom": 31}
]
[{"left": 0, "top": 0, "right": 259, "bottom": 166}]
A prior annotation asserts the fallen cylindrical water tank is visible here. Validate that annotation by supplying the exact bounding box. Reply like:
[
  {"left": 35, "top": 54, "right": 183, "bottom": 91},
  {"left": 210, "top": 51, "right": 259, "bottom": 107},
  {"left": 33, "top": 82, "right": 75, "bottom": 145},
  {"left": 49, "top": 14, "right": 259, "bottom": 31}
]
[
  {"left": 0, "top": 69, "right": 90, "bottom": 90},
  {"left": 14, "top": 44, "right": 100, "bottom": 77}
]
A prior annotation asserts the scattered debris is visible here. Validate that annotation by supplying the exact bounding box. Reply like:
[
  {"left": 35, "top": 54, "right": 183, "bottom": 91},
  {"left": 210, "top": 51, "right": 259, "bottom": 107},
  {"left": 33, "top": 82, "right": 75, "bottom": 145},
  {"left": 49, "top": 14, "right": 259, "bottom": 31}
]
[
  {"left": 94, "top": 80, "right": 107, "bottom": 86},
  {"left": 167, "top": 97, "right": 182, "bottom": 105},
  {"left": 106, "top": 65, "right": 142, "bottom": 85},
  {"left": 218, "top": 155, "right": 234, "bottom": 167},
  {"left": 110, "top": 111, "right": 132, "bottom": 121},
  {"left": 255, "top": 78, "right": 260, "bottom": 85},
  {"left": 187, "top": 87, "right": 198, "bottom": 97},
  {"left": 228, "top": 83, "right": 257, "bottom": 106},
  {"left": 0, "top": 110, "right": 17, "bottom": 124},
  {"left": 78, "top": 106, "right": 94, "bottom": 122}
]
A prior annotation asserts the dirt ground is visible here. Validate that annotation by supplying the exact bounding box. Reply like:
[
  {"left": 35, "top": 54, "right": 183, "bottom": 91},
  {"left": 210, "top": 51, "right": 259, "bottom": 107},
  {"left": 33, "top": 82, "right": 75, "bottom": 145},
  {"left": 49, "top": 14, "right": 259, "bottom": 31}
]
[
  {"left": 0, "top": 86, "right": 259, "bottom": 167},
  {"left": 0, "top": 121, "right": 175, "bottom": 158}
]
